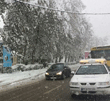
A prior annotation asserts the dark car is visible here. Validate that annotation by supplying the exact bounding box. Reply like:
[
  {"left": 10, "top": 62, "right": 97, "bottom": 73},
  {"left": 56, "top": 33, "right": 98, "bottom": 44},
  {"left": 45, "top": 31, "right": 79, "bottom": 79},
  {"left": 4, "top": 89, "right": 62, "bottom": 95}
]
[{"left": 45, "top": 63, "right": 71, "bottom": 80}]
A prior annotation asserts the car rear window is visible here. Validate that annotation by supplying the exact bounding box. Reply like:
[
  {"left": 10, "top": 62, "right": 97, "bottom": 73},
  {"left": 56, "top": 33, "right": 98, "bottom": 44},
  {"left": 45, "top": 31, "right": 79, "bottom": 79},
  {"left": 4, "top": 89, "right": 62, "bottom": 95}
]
[{"left": 76, "top": 65, "right": 108, "bottom": 75}]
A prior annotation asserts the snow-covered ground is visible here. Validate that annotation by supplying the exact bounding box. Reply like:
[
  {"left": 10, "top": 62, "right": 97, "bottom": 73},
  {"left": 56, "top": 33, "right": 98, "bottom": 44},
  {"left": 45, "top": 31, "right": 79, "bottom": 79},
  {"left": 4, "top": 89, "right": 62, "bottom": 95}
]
[
  {"left": 0, "top": 67, "right": 47, "bottom": 92},
  {"left": 0, "top": 63, "right": 79, "bottom": 92}
]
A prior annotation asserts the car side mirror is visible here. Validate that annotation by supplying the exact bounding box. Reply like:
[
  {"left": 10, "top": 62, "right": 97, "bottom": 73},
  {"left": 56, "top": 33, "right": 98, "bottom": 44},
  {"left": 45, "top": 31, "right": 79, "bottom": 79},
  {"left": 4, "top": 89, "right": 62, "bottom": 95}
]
[
  {"left": 71, "top": 71, "right": 75, "bottom": 75},
  {"left": 64, "top": 66, "right": 67, "bottom": 69}
]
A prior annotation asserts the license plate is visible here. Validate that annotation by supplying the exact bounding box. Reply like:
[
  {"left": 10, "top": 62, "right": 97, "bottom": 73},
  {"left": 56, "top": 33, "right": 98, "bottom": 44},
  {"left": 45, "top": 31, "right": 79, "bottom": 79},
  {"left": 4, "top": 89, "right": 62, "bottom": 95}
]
[
  {"left": 50, "top": 77, "right": 56, "bottom": 79},
  {"left": 81, "top": 88, "right": 96, "bottom": 91}
]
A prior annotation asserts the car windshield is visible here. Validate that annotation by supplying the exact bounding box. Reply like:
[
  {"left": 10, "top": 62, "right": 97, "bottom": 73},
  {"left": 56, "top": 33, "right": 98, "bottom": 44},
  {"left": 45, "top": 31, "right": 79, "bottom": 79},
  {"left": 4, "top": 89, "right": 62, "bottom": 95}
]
[
  {"left": 76, "top": 65, "right": 108, "bottom": 75},
  {"left": 48, "top": 64, "right": 64, "bottom": 71}
]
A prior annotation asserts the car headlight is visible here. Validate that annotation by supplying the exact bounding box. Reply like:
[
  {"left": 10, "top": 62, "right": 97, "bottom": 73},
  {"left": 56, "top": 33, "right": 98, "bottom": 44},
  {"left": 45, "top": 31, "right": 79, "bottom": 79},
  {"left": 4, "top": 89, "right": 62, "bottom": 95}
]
[
  {"left": 70, "top": 82, "right": 78, "bottom": 86},
  {"left": 98, "top": 82, "right": 109, "bottom": 86},
  {"left": 45, "top": 72, "right": 49, "bottom": 75},
  {"left": 56, "top": 71, "right": 62, "bottom": 75}
]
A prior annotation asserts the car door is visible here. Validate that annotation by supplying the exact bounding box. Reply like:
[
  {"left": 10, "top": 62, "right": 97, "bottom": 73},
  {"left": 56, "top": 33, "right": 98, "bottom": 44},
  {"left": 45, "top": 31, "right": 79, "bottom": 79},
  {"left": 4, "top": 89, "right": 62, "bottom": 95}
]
[
  {"left": 105, "top": 65, "right": 110, "bottom": 85},
  {"left": 63, "top": 66, "right": 68, "bottom": 77},
  {"left": 66, "top": 66, "right": 71, "bottom": 76}
]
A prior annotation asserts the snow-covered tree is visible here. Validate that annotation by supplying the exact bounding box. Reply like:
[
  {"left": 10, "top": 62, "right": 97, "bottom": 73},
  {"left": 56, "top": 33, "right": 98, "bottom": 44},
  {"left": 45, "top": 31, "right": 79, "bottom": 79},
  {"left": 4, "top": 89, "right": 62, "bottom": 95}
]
[{"left": 2, "top": 0, "right": 93, "bottom": 63}]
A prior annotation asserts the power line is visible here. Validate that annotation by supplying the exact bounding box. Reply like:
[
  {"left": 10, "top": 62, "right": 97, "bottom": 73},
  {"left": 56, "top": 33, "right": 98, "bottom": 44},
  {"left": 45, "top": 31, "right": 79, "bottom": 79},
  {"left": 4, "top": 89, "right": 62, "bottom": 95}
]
[
  {"left": 78, "top": 13, "right": 110, "bottom": 15},
  {"left": 15, "top": 0, "right": 110, "bottom": 15}
]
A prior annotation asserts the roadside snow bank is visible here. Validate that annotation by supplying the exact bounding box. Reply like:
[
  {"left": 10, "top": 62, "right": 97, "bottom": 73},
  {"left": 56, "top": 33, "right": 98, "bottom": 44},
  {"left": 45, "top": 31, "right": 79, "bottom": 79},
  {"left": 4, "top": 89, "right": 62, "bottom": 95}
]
[{"left": 0, "top": 68, "right": 47, "bottom": 92}]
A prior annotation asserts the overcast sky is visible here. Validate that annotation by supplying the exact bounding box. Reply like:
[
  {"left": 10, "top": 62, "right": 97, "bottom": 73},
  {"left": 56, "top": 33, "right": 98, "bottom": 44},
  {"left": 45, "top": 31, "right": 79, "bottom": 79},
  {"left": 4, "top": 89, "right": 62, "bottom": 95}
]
[{"left": 81, "top": 0, "right": 110, "bottom": 39}]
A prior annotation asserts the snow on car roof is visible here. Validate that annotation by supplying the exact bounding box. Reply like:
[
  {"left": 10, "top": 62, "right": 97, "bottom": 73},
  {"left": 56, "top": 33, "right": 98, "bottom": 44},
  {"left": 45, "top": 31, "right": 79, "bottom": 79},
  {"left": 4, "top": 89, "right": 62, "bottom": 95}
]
[
  {"left": 79, "top": 58, "right": 106, "bottom": 64},
  {"left": 82, "top": 63, "right": 104, "bottom": 65}
]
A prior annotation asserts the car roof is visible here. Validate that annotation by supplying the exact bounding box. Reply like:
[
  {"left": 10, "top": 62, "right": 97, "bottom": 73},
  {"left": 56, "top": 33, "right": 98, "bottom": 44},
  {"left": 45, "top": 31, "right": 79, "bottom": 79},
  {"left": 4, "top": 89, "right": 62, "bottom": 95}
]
[
  {"left": 52, "top": 63, "right": 64, "bottom": 65},
  {"left": 79, "top": 58, "right": 106, "bottom": 65},
  {"left": 81, "top": 63, "right": 104, "bottom": 65}
]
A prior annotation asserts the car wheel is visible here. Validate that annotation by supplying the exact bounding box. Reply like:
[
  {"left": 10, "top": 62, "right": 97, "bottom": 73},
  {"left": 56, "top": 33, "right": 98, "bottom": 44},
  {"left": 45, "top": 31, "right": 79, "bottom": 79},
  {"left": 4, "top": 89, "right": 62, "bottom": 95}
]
[
  {"left": 68, "top": 71, "right": 71, "bottom": 77},
  {"left": 68, "top": 73, "right": 71, "bottom": 77},
  {"left": 45, "top": 77, "right": 49, "bottom": 80},
  {"left": 71, "top": 94, "right": 76, "bottom": 98}
]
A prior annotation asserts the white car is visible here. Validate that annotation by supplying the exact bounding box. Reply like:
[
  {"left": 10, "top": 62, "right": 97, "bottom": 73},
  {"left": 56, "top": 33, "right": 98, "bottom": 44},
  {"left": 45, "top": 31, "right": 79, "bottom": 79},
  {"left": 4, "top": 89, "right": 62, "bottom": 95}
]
[{"left": 69, "top": 63, "right": 110, "bottom": 96}]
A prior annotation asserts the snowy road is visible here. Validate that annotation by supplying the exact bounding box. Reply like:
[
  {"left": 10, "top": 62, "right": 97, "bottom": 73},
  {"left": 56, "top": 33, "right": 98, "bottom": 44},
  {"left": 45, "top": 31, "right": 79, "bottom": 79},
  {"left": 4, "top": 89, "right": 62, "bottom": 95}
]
[
  {"left": 0, "top": 63, "right": 80, "bottom": 92},
  {"left": 0, "top": 64, "right": 110, "bottom": 101},
  {"left": 0, "top": 77, "right": 110, "bottom": 101}
]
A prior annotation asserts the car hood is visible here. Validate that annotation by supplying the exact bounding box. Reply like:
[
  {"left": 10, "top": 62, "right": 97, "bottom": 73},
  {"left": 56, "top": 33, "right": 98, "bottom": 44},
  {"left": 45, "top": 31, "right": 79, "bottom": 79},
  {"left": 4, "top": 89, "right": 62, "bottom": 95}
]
[
  {"left": 71, "top": 74, "right": 109, "bottom": 82},
  {"left": 47, "top": 70, "right": 62, "bottom": 73}
]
